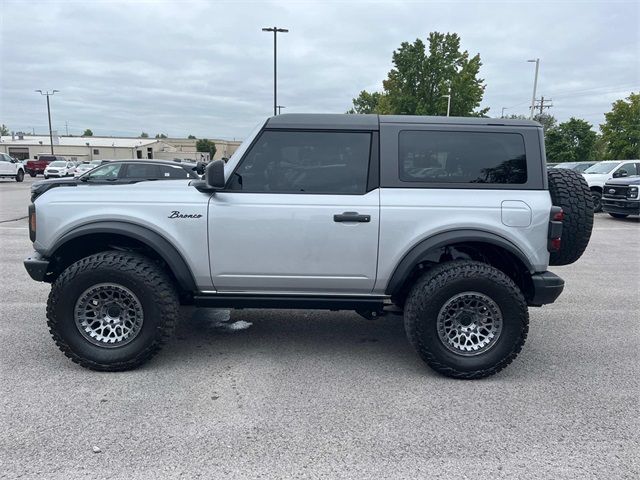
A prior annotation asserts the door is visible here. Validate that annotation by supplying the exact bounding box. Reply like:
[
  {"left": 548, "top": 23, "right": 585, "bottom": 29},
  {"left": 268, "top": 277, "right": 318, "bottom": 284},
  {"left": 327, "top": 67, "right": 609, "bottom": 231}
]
[{"left": 208, "top": 129, "right": 380, "bottom": 294}]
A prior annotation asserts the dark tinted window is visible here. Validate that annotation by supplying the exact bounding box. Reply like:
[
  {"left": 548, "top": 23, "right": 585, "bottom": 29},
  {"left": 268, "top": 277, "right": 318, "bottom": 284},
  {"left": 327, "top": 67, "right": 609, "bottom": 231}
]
[
  {"left": 229, "top": 130, "right": 371, "bottom": 193},
  {"left": 399, "top": 131, "right": 527, "bottom": 184},
  {"left": 157, "top": 164, "right": 197, "bottom": 179},
  {"left": 616, "top": 163, "right": 638, "bottom": 176},
  {"left": 125, "top": 163, "right": 158, "bottom": 178}
]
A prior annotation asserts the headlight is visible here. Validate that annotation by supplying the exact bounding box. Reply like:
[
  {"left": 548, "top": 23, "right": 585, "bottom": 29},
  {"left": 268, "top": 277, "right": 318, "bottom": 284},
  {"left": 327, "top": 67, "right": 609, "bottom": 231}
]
[{"left": 628, "top": 186, "right": 639, "bottom": 199}]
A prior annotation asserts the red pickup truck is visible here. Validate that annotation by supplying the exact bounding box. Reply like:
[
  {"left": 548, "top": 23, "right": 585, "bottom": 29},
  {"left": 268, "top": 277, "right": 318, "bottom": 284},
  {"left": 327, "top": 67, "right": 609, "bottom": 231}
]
[{"left": 25, "top": 154, "right": 68, "bottom": 177}]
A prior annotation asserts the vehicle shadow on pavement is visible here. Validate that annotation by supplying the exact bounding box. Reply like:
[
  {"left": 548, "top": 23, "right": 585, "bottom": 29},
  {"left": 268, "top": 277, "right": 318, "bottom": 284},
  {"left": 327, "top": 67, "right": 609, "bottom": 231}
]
[{"left": 163, "top": 307, "right": 426, "bottom": 372}]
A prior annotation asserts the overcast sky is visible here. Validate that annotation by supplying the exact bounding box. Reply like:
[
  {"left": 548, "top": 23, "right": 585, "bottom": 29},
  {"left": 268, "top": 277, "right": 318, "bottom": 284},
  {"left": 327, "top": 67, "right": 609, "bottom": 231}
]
[{"left": 1, "top": 0, "right": 638, "bottom": 140}]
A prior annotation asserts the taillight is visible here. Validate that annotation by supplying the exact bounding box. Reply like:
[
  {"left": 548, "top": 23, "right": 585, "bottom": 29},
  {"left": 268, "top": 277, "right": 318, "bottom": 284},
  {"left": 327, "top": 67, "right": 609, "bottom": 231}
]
[
  {"left": 28, "top": 204, "right": 36, "bottom": 242},
  {"left": 548, "top": 206, "right": 563, "bottom": 252}
]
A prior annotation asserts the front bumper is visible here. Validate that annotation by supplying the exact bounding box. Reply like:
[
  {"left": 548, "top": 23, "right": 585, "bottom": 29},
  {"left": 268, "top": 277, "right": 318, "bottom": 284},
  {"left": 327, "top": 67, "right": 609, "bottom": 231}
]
[
  {"left": 602, "top": 198, "right": 640, "bottom": 215},
  {"left": 24, "top": 252, "right": 50, "bottom": 282},
  {"left": 529, "top": 271, "right": 564, "bottom": 306}
]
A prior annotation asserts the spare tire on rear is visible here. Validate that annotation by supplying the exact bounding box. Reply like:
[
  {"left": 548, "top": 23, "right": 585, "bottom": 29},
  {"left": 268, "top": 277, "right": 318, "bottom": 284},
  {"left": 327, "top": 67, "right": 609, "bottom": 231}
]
[{"left": 547, "top": 168, "right": 594, "bottom": 266}]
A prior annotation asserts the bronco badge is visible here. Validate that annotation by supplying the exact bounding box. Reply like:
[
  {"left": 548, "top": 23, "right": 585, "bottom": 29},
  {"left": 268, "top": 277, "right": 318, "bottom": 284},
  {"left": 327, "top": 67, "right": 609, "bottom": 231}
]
[{"left": 168, "top": 211, "right": 203, "bottom": 219}]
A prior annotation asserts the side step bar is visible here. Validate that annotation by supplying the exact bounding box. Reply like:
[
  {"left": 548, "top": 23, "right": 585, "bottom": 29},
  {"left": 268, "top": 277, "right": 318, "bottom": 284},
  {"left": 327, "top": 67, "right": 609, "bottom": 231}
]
[{"left": 193, "top": 293, "right": 387, "bottom": 311}]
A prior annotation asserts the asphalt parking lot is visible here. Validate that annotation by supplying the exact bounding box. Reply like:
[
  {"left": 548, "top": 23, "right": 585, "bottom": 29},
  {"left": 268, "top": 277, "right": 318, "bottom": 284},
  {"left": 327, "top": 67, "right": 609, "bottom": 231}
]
[{"left": 1, "top": 176, "right": 638, "bottom": 479}]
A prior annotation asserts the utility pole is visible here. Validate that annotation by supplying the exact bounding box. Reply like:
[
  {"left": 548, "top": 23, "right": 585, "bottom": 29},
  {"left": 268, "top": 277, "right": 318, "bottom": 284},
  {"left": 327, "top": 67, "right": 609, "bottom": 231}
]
[
  {"left": 35, "top": 90, "right": 59, "bottom": 154},
  {"left": 276, "top": 105, "right": 286, "bottom": 114},
  {"left": 531, "top": 96, "right": 553, "bottom": 117},
  {"left": 442, "top": 85, "right": 452, "bottom": 116},
  {"left": 262, "top": 26, "right": 289, "bottom": 116},
  {"left": 527, "top": 58, "right": 540, "bottom": 120},
  {"left": 65, "top": 121, "right": 69, "bottom": 136},
  {"left": 501, "top": 107, "right": 507, "bottom": 118}
]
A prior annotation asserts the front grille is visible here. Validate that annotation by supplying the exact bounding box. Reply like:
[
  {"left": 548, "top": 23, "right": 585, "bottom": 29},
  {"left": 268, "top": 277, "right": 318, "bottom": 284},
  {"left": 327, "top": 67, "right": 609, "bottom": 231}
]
[
  {"left": 603, "top": 184, "right": 628, "bottom": 198},
  {"left": 48, "top": 169, "right": 59, "bottom": 173}
]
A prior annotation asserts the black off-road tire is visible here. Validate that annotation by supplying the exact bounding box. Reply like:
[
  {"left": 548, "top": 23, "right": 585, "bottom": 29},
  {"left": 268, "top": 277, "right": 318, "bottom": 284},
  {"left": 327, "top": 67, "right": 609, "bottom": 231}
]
[
  {"left": 29, "top": 171, "right": 36, "bottom": 177},
  {"left": 609, "top": 213, "right": 628, "bottom": 219},
  {"left": 547, "top": 168, "right": 594, "bottom": 266},
  {"left": 15, "top": 170, "right": 24, "bottom": 182},
  {"left": 404, "top": 260, "right": 529, "bottom": 380},
  {"left": 46, "top": 251, "right": 179, "bottom": 371},
  {"left": 591, "top": 190, "right": 603, "bottom": 213}
]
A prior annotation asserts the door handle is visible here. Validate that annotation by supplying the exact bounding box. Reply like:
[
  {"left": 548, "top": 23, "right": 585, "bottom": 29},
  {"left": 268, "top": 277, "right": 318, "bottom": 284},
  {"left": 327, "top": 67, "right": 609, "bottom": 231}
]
[{"left": 333, "top": 211, "right": 371, "bottom": 223}]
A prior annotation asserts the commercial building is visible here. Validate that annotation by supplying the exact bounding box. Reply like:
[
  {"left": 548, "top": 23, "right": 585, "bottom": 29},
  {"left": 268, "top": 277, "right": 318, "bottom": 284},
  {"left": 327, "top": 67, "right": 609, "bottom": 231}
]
[{"left": 0, "top": 132, "right": 241, "bottom": 163}]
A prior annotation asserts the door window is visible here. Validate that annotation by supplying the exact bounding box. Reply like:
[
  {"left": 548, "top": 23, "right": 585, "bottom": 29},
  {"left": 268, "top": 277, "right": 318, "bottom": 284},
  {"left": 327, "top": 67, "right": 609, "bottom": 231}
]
[
  {"left": 229, "top": 130, "right": 372, "bottom": 194},
  {"left": 615, "top": 163, "right": 638, "bottom": 177}
]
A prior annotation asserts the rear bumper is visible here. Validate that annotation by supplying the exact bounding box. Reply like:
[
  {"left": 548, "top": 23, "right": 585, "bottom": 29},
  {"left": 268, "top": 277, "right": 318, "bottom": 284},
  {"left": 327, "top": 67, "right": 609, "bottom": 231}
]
[
  {"left": 24, "top": 252, "right": 50, "bottom": 282},
  {"left": 529, "top": 271, "right": 564, "bottom": 306},
  {"left": 602, "top": 198, "right": 640, "bottom": 215}
]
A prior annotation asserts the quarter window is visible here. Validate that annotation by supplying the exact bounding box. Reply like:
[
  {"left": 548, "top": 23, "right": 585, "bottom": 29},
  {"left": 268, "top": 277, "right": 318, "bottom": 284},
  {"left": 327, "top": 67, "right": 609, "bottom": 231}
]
[
  {"left": 399, "top": 131, "right": 527, "bottom": 184},
  {"left": 229, "top": 130, "right": 372, "bottom": 194}
]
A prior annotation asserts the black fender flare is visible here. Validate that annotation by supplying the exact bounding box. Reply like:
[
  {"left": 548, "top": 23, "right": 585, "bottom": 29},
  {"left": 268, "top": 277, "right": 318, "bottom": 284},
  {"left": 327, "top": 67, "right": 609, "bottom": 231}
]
[
  {"left": 46, "top": 221, "right": 197, "bottom": 292},
  {"left": 385, "top": 229, "right": 535, "bottom": 296}
]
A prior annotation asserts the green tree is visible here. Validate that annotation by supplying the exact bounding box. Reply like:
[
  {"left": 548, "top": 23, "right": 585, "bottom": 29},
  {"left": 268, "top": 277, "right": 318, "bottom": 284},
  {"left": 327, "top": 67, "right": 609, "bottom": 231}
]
[
  {"left": 155, "top": 133, "right": 168, "bottom": 139},
  {"left": 0, "top": 124, "right": 9, "bottom": 135},
  {"left": 348, "top": 32, "right": 487, "bottom": 116},
  {"left": 196, "top": 138, "right": 217, "bottom": 160},
  {"left": 187, "top": 135, "right": 196, "bottom": 140},
  {"left": 545, "top": 118, "right": 597, "bottom": 163},
  {"left": 140, "top": 132, "right": 149, "bottom": 138},
  {"left": 600, "top": 93, "right": 639, "bottom": 159},
  {"left": 82, "top": 129, "right": 93, "bottom": 137},
  {"left": 507, "top": 113, "right": 556, "bottom": 132}
]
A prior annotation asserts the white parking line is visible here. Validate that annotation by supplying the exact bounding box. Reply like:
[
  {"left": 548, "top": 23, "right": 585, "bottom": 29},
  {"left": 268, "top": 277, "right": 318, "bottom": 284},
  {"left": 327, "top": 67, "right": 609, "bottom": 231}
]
[{"left": 0, "top": 226, "right": 27, "bottom": 230}]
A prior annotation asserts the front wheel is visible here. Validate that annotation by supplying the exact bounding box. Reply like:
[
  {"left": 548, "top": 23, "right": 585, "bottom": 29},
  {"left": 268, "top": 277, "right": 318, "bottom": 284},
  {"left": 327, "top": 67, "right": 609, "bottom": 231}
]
[
  {"left": 46, "top": 251, "right": 179, "bottom": 371},
  {"left": 404, "top": 260, "right": 529, "bottom": 379},
  {"left": 44, "top": 175, "right": 49, "bottom": 179},
  {"left": 15, "top": 170, "right": 24, "bottom": 182},
  {"left": 591, "top": 190, "right": 602, "bottom": 212}
]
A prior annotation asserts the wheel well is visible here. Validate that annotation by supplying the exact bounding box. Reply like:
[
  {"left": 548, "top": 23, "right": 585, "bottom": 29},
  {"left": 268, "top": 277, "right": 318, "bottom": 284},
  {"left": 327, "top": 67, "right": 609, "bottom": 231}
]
[
  {"left": 47, "top": 233, "right": 192, "bottom": 302},
  {"left": 390, "top": 242, "right": 534, "bottom": 307},
  {"left": 590, "top": 186, "right": 602, "bottom": 193}
]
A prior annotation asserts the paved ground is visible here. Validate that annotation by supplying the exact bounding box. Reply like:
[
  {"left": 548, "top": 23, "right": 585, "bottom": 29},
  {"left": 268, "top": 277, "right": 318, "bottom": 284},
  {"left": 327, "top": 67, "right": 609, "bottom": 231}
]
[{"left": 1, "top": 178, "right": 638, "bottom": 479}]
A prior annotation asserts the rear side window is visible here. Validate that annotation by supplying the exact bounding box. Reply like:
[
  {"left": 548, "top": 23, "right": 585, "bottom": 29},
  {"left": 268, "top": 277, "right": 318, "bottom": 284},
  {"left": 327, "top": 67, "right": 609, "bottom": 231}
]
[
  {"left": 125, "top": 163, "right": 158, "bottom": 178},
  {"left": 229, "top": 130, "right": 371, "bottom": 194},
  {"left": 399, "top": 131, "right": 527, "bottom": 184}
]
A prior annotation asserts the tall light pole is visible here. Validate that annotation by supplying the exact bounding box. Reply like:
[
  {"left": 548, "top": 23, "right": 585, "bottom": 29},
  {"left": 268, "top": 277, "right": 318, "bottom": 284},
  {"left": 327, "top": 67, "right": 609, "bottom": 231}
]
[
  {"left": 527, "top": 58, "right": 539, "bottom": 120},
  {"left": 442, "top": 85, "right": 452, "bottom": 116},
  {"left": 35, "top": 90, "right": 59, "bottom": 154},
  {"left": 262, "top": 26, "right": 288, "bottom": 116}
]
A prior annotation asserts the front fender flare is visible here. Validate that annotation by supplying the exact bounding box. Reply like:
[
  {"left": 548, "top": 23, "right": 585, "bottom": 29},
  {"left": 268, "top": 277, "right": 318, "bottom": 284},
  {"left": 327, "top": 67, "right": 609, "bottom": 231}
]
[{"left": 45, "top": 221, "right": 197, "bottom": 292}]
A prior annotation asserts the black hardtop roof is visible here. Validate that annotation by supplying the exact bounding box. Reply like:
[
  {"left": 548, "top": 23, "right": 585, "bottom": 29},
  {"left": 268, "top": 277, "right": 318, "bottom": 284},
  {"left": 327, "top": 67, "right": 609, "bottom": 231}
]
[{"left": 265, "top": 113, "right": 541, "bottom": 130}]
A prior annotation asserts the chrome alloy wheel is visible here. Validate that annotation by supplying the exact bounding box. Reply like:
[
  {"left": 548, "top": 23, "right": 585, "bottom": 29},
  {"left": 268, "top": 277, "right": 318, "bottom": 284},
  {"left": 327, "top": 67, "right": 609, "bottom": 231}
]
[
  {"left": 74, "top": 283, "right": 144, "bottom": 347},
  {"left": 436, "top": 292, "right": 503, "bottom": 356}
]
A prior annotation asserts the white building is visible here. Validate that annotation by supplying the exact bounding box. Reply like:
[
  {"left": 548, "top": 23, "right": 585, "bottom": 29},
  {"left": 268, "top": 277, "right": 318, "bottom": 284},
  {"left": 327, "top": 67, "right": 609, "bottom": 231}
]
[{"left": 0, "top": 132, "right": 241, "bottom": 163}]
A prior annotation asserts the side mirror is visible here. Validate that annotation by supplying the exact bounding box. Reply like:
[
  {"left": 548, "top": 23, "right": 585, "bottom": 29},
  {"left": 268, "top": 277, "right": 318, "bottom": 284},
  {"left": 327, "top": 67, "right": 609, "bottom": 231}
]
[
  {"left": 205, "top": 160, "right": 226, "bottom": 189},
  {"left": 614, "top": 169, "right": 628, "bottom": 178}
]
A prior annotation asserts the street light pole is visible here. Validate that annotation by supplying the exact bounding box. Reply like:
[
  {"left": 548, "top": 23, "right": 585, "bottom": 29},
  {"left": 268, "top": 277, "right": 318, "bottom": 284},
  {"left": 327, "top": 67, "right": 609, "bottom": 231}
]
[
  {"left": 527, "top": 58, "right": 539, "bottom": 120},
  {"left": 262, "top": 26, "right": 288, "bottom": 116},
  {"left": 442, "top": 85, "right": 452, "bottom": 117},
  {"left": 35, "top": 89, "right": 59, "bottom": 154}
]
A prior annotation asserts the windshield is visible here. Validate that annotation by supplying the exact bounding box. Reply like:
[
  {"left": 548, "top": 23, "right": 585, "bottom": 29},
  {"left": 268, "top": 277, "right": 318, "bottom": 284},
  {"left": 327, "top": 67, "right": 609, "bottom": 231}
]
[
  {"left": 224, "top": 121, "right": 266, "bottom": 179},
  {"left": 49, "top": 161, "right": 66, "bottom": 167},
  {"left": 584, "top": 162, "right": 618, "bottom": 174}
]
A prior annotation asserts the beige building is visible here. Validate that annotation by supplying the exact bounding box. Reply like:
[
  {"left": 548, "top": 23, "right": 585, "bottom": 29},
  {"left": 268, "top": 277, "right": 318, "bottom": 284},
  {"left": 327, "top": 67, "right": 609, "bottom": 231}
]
[{"left": 0, "top": 133, "right": 242, "bottom": 163}]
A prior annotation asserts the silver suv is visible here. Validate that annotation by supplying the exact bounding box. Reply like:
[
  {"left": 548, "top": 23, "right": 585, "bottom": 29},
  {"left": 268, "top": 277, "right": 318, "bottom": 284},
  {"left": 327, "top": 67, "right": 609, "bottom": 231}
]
[{"left": 24, "top": 114, "right": 594, "bottom": 378}]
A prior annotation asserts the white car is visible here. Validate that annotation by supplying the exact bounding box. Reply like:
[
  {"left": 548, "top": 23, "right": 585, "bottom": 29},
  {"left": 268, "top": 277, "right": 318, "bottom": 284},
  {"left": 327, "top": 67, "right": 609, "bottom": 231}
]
[
  {"left": 582, "top": 160, "right": 640, "bottom": 212},
  {"left": 73, "top": 163, "right": 95, "bottom": 177},
  {"left": 44, "top": 160, "right": 76, "bottom": 179},
  {"left": 0, "top": 152, "right": 25, "bottom": 182}
]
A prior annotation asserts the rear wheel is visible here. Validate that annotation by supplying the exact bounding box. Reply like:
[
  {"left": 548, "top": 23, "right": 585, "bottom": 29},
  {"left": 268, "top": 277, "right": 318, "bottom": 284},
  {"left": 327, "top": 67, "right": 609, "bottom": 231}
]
[
  {"left": 29, "top": 171, "right": 36, "bottom": 177},
  {"left": 15, "top": 170, "right": 24, "bottom": 182},
  {"left": 404, "top": 260, "right": 528, "bottom": 379},
  {"left": 547, "top": 169, "right": 594, "bottom": 265},
  {"left": 47, "top": 251, "right": 179, "bottom": 371},
  {"left": 609, "top": 213, "right": 628, "bottom": 219}
]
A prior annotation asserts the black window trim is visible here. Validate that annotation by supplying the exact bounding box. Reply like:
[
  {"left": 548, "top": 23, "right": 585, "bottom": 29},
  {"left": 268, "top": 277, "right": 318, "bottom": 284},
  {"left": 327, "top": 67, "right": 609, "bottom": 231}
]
[{"left": 224, "top": 128, "right": 379, "bottom": 196}]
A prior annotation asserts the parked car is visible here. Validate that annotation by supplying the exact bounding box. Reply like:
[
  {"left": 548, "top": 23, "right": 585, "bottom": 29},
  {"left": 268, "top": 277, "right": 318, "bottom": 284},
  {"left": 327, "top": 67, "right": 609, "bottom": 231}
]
[
  {"left": 0, "top": 152, "right": 25, "bottom": 182},
  {"left": 26, "top": 154, "right": 68, "bottom": 177},
  {"left": 582, "top": 160, "right": 640, "bottom": 211},
  {"left": 31, "top": 159, "right": 202, "bottom": 201},
  {"left": 24, "top": 114, "right": 594, "bottom": 379},
  {"left": 554, "top": 161, "right": 597, "bottom": 173},
  {"left": 73, "top": 163, "right": 95, "bottom": 177},
  {"left": 43, "top": 160, "right": 76, "bottom": 179},
  {"left": 601, "top": 177, "right": 640, "bottom": 218}
]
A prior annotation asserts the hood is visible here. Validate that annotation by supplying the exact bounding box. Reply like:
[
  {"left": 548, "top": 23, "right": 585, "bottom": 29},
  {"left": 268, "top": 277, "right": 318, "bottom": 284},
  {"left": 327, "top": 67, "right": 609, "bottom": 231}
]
[
  {"left": 604, "top": 176, "right": 640, "bottom": 186},
  {"left": 31, "top": 177, "right": 78, "bottom": 202}
]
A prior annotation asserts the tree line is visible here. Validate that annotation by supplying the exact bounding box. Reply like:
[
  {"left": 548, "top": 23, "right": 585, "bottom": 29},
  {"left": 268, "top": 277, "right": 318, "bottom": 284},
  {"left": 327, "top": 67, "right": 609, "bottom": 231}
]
[{"left": 348, "top": 32, "right": 639, "bottom": 161}]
